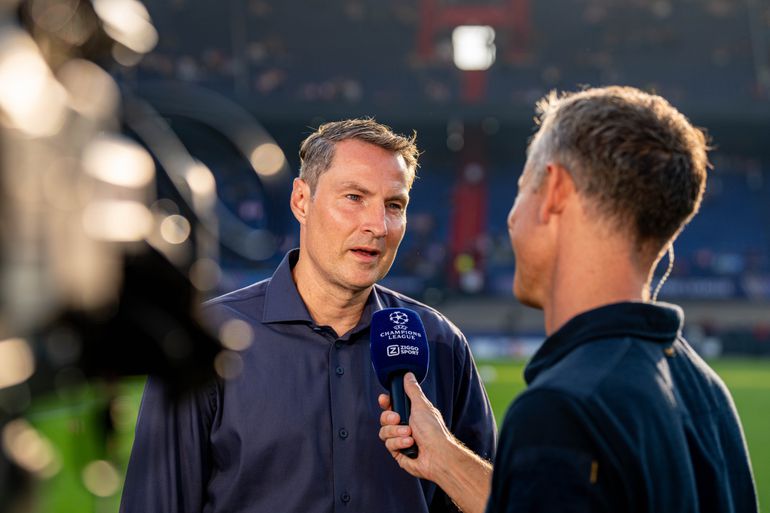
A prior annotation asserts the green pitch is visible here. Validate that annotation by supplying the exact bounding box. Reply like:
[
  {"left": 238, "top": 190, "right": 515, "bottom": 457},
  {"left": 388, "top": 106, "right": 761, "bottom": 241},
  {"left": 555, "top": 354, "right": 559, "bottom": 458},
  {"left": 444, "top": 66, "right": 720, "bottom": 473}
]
[
  {"left": 478, "top": 358, "right": 770, "bottom": 512},
  {"left": 17, "top": 358, "right": 770, "bottom": 512}
]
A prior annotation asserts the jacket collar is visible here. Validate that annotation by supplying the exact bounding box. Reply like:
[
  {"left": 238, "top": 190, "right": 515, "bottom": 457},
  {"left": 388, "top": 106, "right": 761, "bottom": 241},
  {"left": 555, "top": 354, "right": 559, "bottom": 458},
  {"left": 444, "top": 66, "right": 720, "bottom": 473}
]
[{"left": 524, "top": 301, "right": 684, "bottom": 384}]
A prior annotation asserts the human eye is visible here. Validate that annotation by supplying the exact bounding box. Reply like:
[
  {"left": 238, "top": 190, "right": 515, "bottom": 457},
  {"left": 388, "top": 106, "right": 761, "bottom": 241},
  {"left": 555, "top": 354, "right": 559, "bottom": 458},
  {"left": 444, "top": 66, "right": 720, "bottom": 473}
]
[
  {"left": 387, "top": 202, "right": 405, "bottom": 212},
  {"left": 345, "top": 193, "right": 361, "bottom": 201}
]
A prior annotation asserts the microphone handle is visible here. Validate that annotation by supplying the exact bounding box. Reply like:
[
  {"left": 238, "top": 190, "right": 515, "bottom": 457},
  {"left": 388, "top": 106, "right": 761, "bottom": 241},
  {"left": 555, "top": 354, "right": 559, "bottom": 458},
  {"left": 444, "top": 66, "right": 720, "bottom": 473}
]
[{"left": 389, "top": 373, "right": 419, "bottom": 459}]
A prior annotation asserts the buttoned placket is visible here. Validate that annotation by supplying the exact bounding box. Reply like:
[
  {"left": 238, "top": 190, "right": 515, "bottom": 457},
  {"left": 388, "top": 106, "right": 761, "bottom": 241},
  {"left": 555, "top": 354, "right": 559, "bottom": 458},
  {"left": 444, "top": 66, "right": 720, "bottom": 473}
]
[{"left": 321, "top": 327, "right": 354, "bottom": 511}]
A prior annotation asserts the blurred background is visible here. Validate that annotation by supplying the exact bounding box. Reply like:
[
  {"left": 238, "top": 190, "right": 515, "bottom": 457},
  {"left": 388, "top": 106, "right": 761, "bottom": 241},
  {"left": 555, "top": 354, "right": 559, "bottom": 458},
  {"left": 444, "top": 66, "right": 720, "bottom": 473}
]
[{"left": 0, "top": 0, "right": 769, "bottom": 511}]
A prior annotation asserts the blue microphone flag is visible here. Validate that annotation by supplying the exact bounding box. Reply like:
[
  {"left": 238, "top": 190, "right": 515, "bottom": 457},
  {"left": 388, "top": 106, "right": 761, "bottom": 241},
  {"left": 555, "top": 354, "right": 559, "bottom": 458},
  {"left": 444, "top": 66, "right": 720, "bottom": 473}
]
[{"left": 370, "top": 307, "right": 429, "bottom": 389}]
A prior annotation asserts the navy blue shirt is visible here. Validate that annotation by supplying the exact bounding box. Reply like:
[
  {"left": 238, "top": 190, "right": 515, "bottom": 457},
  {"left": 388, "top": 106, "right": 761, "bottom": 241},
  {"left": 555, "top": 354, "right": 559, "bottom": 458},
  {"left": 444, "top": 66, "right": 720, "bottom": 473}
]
[
  {"left": 121, "top": 250, "right": 496, "bottom": 513},
  {"left": 487, "top": 302, "right": 757, "bottom": 513}
]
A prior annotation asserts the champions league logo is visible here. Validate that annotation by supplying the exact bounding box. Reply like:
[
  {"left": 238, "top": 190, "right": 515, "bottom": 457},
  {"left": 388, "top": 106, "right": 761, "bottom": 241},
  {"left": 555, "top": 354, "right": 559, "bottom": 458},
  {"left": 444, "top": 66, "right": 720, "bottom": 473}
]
[
  {"left": 382, "top": 310, "right": 421, "bottom": 356},
  {"left": 380, "top": 309, "right": 423, "bottom": 348},
  {"left": 389, "top": 311, "right": 409, "bottom": 330}
]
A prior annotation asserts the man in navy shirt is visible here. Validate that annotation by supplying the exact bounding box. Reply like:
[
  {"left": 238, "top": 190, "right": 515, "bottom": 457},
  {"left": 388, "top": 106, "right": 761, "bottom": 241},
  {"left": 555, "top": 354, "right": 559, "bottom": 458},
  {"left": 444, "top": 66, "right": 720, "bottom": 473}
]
[
  {"left": 121, "top": 119, "right": 496, "bottom": 513},
  {"left": 379, "top": 87, "right": 758, "bottom": 512}
]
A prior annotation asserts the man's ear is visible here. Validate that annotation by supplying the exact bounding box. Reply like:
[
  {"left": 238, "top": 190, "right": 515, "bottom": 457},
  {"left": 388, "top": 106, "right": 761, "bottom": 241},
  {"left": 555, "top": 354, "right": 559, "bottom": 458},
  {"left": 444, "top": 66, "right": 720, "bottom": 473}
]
[
  {"left": 539, "top": 163, "right": 575, "bottom": 223},
  {"left": 290, "top": 178, "right": 311, "bottom": 225}
]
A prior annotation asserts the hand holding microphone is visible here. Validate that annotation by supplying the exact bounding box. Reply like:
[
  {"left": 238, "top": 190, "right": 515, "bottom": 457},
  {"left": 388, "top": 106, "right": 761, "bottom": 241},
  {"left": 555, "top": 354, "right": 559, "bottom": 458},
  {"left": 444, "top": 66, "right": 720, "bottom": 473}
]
[
  {"left": 372, "top": 309, "right": 493, "bottom": 512},
  {"left": 378, "top": 371, "right": 458, "bottom": 483}
]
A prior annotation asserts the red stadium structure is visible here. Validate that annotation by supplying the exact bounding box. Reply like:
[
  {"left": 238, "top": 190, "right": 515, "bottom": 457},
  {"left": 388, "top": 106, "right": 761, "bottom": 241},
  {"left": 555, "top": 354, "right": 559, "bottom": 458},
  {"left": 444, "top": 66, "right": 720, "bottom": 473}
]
[
  {"left": 417, "top": 0, "right": 532, "bottom": 104},
  {"left": 416, "top": 0, "right": 532, "bottom": 63}
]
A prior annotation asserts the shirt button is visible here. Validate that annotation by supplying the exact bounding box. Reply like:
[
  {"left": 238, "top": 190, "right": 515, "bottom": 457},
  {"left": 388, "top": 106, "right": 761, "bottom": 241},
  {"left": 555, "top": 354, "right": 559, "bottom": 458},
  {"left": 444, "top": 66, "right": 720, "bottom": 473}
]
[
  {"left": 339, "top": 428, "right": 349, "bottom": 439},
  {"left": 335, "top": 366, "right": 344, "bottom": 376},
  {"left": 334, "top": 340, "right": 343, "bottom": 349},
  {"left": 340, "top": 492, "right": 351, "bottom": 503}
]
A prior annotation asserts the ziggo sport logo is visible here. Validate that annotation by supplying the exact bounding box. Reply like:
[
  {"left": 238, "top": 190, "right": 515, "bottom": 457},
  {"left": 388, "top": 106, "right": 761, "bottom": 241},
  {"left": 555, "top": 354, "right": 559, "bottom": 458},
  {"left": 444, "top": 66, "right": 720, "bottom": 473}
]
[{"left": 386, "top": 344, "right": 420, "bottom": 357}]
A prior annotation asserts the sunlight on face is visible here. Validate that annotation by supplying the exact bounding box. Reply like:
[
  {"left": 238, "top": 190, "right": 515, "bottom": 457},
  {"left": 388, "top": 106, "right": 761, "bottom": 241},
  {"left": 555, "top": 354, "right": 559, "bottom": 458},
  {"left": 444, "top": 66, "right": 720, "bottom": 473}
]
[{"left": 299, "top": 139, "right": 410, "bottom": 294}]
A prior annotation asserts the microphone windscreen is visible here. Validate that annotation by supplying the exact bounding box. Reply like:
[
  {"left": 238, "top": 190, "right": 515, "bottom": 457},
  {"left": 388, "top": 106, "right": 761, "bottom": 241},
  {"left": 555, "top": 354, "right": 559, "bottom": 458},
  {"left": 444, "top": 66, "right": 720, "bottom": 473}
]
[{"left": 370, "top": 307, "right": 429, "bottom": 389}]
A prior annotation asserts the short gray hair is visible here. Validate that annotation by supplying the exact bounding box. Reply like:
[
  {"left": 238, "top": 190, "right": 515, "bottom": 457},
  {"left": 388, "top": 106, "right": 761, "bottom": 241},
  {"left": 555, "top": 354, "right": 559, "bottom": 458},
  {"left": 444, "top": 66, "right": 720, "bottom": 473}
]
[
  {"left": 527, "top": 86, "right": 709, "bottom": 254},
  {"left": 299, "top": 118, "right": 419, "bottom": 193}
]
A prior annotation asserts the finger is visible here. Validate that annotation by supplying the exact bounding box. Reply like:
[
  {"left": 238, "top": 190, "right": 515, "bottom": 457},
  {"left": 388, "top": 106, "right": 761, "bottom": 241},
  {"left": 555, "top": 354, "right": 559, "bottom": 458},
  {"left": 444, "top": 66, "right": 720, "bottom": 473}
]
[
  {"left": 403, "top": 372, "right": 432, "bottom": 409},
  {"left": 385, "top": 436, "right": 414, "bottom": 453},
  {"left": 380, "top": 409, "right": 401, "bottom": 427},
  {"left": 377, "top": 393, "right": 392, "bottom": 411},
  {"left": 379, "top": 424, "right": 411, "bottom": 442}
]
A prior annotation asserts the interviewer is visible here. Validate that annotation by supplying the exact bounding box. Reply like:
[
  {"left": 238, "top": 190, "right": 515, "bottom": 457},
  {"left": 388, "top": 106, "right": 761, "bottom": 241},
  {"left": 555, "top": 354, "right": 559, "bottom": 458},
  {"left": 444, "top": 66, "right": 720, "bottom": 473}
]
[{"left": 379, "top": 86, "right": 758, "bottom": 513}]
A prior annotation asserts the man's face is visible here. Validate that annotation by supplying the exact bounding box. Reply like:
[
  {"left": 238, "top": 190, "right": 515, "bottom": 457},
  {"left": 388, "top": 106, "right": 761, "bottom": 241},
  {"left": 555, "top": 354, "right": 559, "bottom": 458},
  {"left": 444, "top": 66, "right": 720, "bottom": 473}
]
[
  {"left": 297, "top": 139, "right": 410, "bottom": 294},
  {"left": 507, "top": 158, "right": 551, "bottom": 308}
]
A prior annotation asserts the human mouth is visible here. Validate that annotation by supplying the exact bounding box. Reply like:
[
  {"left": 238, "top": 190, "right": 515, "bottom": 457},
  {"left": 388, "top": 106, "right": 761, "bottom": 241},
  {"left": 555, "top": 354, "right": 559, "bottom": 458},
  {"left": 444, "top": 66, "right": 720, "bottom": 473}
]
[{"left": 350, "top": 246, "right": 381, "bottom": 261}]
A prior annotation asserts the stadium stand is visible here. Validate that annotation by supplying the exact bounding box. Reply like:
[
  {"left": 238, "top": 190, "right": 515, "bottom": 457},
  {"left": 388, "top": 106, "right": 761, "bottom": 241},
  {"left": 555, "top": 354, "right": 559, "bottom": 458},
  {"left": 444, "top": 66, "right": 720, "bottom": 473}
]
[{"left": 119, "top": 0, "right": 770, "bottom": 354}]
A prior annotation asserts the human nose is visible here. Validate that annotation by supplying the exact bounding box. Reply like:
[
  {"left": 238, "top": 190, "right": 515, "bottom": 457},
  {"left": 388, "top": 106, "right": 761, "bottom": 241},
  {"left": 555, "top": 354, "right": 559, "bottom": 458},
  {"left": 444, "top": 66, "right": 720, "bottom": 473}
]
[
  {"left": 507, "top": 202, "right": 517, "bottom": 230},
  {"left": 362, "top": 203, "right": 388, "bottom": 238}
]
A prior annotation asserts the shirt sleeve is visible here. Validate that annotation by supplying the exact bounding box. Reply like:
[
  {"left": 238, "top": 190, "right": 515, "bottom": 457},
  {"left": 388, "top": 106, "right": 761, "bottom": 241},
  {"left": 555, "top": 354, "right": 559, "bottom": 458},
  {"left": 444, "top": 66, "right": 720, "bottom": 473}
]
[
  {"left": 120, "top": 375, "right": 218, "bottom": 513},
  {"left": 485, "top": 389, "right": 610, "bottom": 513},
  {"left": 449, "top": 332, "right": 497, "bottom": 462}
]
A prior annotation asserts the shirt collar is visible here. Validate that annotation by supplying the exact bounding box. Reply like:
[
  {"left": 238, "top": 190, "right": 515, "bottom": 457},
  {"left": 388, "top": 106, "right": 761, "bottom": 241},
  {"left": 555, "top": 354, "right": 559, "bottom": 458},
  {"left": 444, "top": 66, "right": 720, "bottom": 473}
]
[
  {"left": 262, "top": 249, "right": 386, "bottom": 337},
  {"left": 524, "top": 301, "right": 684, "bottom": 384},
  {"left": 349, "top": 284, "right": 385, "bottom": 337},
  {"left": 262, "top": 249, "right": 314, "bottom": 324}
]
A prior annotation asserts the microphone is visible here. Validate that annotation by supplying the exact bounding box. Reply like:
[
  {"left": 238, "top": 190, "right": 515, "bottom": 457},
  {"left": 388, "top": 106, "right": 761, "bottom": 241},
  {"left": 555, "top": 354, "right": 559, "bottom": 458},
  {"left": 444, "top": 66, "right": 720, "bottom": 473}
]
[{"left": 370, "top": 307, "right": 429, "bottom": 459}]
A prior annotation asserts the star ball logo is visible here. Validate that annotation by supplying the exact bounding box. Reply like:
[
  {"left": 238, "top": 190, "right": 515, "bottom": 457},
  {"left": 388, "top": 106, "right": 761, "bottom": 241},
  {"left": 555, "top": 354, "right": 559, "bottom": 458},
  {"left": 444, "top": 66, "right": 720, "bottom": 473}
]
[{"left": 389, "top": 311, "right": 409, "bottom": 330}]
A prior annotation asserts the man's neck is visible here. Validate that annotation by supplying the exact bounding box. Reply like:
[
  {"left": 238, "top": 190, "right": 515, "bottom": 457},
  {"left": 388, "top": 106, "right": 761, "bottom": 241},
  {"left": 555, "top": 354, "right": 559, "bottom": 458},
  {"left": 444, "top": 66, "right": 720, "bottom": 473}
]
[
  {"left": 543, "top": 237, "right": 649, "bottom": 336},
  {"left": 291, "top": 258, "right": 371, "bottom": 337}
]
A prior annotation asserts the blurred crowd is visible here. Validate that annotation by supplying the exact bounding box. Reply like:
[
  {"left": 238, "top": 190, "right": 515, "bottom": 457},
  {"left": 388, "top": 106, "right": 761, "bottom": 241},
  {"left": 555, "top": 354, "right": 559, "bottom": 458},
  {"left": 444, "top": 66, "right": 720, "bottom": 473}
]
[{"left": 122, "top": 0, "right": 770, "bottom": 113}]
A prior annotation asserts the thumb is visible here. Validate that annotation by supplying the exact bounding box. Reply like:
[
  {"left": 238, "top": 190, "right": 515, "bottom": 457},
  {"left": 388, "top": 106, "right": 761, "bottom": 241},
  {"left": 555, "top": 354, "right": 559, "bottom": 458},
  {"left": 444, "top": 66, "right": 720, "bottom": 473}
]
[{"left": 403, "top": 372, "right": 431, "bottom": 409}]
